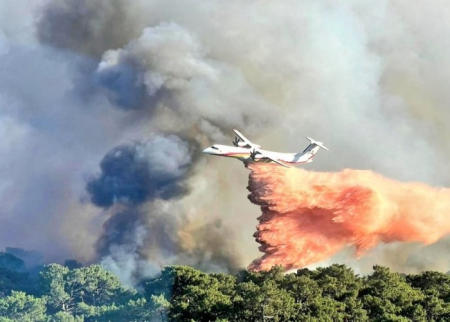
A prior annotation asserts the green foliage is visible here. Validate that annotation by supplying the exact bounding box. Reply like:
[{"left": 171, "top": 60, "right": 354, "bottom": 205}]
[
  {"left": 0, "top": 291, "right": 47, "bottom": 322},
  {"left": 0, "top": 253, "right": 26, "bottom": 272},
  {"left": 49, "top": 311, "right": 85, "bottom": 322},
  {"left": 228, "top": 267, "right": 297, "bottom": 322},
  {"left": 66, "top": 264, "right": 128, "bottom": 307},
  {"left": 4, "top": 261, "right": 450, "bottom": 321},
  {"left": 39, "top": 263, "right": 132, "bottom": 315},
  {"left": 0, "top": 268, "right": 29, "bottom": 297},
  {"left": 39, "top": 264, "right": 72, "bottom": 312},
  {"left": 311, "top": 264, "right": 368, "bottom": 321},
  {"left": 233, "top": 280, "right": 264, "bottom": 320},
  {"left": 76, "top": 302, "right": 121, "bottom": 321},
  {"left": 0, "top": 253, "right": 30, "bottom": 297},
  {"left": 146, "top": 265, "right": 234, "bottom": 321},
  {"left": 407, "top": 271, "right": 450, "bottom": 321},
  {"left": 149, "top": 294, "right": 171, "bottom": 321},
  {"left": 360, "top": 266, "right": 426, "bottom": 321}
]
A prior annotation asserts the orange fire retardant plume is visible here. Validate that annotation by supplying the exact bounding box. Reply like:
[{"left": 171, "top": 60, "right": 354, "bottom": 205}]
[{"left": 246, "top": 163, "right": 450, "bottom": 271}]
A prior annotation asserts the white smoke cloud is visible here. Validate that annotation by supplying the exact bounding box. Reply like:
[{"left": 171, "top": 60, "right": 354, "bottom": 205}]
[
  {"left": 95, "top": 21, "right": 277, "bottom": 136},
  {"left": 100, "top": 224, "right": 161, "bottom": 287}
]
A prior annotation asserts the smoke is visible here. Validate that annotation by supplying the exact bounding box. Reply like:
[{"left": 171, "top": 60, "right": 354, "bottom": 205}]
[
  {"left": 5, "top": 247, "right": 43, "bottom": 270},
  {"left": 2, "top": 0, "right": 450, "bottom": 282},
  {"left": 247, "top": 163, "right": 450, "bottom": 272},
  {"left": 35, "top": 0, "right": 139, "bottom": 57},
  {"left": 93, "top": 20, "right": 276, "bottom": 134},
  {"left": 87, "top": 135, "right": 192, "bottom": 207},
  {"left": 79, "top": 15, "right": 277, "bottom": 282},
  {"left": 86, "top": 136, "right": 194, "bottom": 284},
  {"left": 87, "top": 136, "right": 247, "bottom": 285}
]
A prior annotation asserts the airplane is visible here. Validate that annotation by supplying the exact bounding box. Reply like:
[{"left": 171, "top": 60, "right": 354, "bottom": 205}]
[{"left": 202, "top": 129, "right": 328, "bottom": 168}]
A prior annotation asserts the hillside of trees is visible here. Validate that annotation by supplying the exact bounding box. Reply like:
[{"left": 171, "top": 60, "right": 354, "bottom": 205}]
[{"left": 1, "top": 252, "right": 450, "bottom": 321}]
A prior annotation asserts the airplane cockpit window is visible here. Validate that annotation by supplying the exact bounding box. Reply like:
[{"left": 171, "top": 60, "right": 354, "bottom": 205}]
[{"left": 211, "top": 146, "right": 219, "bottom": 150}]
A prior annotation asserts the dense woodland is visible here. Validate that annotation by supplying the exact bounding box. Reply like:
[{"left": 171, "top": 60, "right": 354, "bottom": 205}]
[{"left": 1, "top": 252, "right": 450, "bottom": 321}]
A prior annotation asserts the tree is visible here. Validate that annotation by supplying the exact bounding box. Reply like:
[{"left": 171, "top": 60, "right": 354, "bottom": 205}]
[
  {"left": 282, "top": 271, "right": 344, "bottom": 320},
  {"left": 146, "top": 265, "right": 235, "bottom": 321},
  {"left": 149, "top": 294, "right": 171, "bottom": 321},
  {"left": 232, "top": 281, "right": 264, "bottom": 321},
  {"left": 76, "top": 302, "right": 121, "bottom": 321},
  {"left": 0, "top": 253, "right": 26, "bottom": 272},
  {"left": 232, "top": 279, "right": 298, "bottom": 321},
  {"left": 361, "top": 266, "right": 426, "bottom": 321},
  {"left": 9, "top": 258, "right": 450, "bottom": 321},
  {"left": 0, "top": 291, "right": 47, "bottom": 322},
  {"left": 0, "top": 268, "right": 29, "bottom": 297},
  {"left": 311, "top": 264, "right": 368, "bottom": 321},
  {"left": 239, "top": 265, "right": 286, "bottom": 286},
  {"left": 39, "top": 263, "right": 132, "bottom": 315},
  {"left": 407, "top": 271, "right": 450, "bottom": 301},
  {"left": 66, "top": 264, "right": 129, "bottom": 307},
  {"left": 39, "top": 264, "right": 72, "bottom": 313},
  {"left": 0, "top": 253, "right": 29, "bottom": 296},
  {"left": 49, "top": 311, "right": 85, "bottom": 322},
  {"left": 407, "top": 271, "right": 450, "bottom": 321}
]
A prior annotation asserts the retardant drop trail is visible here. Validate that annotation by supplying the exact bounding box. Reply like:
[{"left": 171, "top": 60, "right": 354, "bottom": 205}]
[{"left": 246, "top": 163, "right": 450, "bottom": 271}]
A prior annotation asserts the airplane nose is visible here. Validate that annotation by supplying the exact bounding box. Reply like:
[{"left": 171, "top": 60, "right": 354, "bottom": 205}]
[{"left": 202, "top": 147, "right": 213, "bottom": 154}]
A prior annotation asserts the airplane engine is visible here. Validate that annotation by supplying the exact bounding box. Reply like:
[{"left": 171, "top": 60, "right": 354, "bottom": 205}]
[
  {"left": 232, "top": 137, "right": 248, "bottom": 147},
  {"left": 250, "top": 149, "right": 260, "bottom": 160}
]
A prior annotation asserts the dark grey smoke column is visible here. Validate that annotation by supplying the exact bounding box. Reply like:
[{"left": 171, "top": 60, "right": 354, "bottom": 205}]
[
  {"left": 87, "top": 136, "right": 191, "bottom": 208},
  {"left": 86, "top": 135, "right": 193, "bottom": 284}
]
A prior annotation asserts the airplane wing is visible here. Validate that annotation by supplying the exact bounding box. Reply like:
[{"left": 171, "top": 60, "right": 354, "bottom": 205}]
[
  {"left": 233, "top": 129, "right": 262, "bottom": 149},
  {"left": 233, "top": 130, "right": 288, "bottom": 167},
  {"left": 264, "top": 155, "right": 290, "bottom": 168},
  {"left": 233, "top": 129, "right": 253, "bottom": 146},
  {"left": 253, "top": 150, "right": 290, "bottom": 168}
]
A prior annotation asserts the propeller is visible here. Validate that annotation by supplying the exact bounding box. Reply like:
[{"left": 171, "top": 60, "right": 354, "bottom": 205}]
[
  {"left": 232, "top": 136, "right": 240, "bottom": 147},
  {"left": 250, "top": 148, "right": 259, "bottom": 160}
]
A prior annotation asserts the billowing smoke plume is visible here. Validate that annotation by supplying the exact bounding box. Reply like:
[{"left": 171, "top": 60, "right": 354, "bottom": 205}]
[
  {"left": 247, "top": 163, "right": 450, "bottom": 271},
  {"left": 86, "top": 135, "right": 194, "bottom": 284},
  {"left": 87, "top": 135, "right": 191, "bottom": 207},
  {"left": 3, "top": 0, "right": 450, "bottom": 282}
]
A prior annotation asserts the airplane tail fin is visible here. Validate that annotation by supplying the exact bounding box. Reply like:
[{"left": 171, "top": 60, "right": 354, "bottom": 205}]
[{"left": 306, "top": 137, "right": 329, "bottom": 150}]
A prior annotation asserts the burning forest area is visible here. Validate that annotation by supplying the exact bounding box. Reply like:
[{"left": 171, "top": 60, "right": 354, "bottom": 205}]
[{"left": 2, "top": 0, "right": 450, "bottom": 320}]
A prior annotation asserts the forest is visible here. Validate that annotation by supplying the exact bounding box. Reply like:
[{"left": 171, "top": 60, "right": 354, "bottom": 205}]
[{"left": 1, "top": 252, "right": 450, "bottom": 321}]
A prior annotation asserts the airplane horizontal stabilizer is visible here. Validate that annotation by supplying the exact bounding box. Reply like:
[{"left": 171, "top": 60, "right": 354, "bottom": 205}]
[{"left": 306, "top": 137, "right": 329, "bottom": 150}]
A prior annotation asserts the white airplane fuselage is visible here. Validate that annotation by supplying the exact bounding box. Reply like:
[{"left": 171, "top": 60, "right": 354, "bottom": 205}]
[
  {"left": 202, "top": 144, "right": 320, "bottom": 165},
  {"left": 203, "top": 130, "right": 328, "bottom": 167}
]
